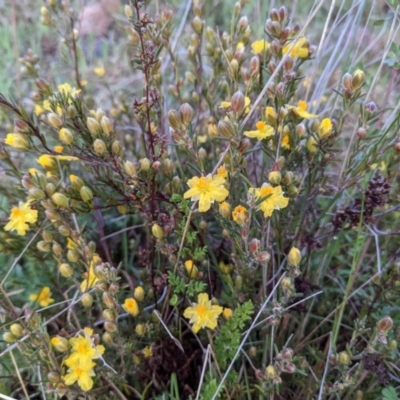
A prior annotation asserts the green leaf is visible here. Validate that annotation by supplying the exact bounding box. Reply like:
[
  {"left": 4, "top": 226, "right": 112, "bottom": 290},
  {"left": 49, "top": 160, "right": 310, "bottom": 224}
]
[{"left": 382, "top": 387, "right": 398, "bottom": 400}]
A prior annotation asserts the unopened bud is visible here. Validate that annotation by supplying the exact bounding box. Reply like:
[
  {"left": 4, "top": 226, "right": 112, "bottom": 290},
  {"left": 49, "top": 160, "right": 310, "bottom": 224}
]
[
  {"left": 377, "top": 316, "right": 393, "bottom": 333},
  {"left": 52, "top": 193, "right": 69, "bottom": 208},
  {"left": 28, "top": 188, "right": 46, "bottom": 200},
  {"left": 67, "top": 250, "right": 79, "bottom": 263},
  {"left": 81, "top": 293, "right": 93, "bottom": 307},
  {"left": 10, "top": 323, "right": 23, "bottom": 337},
  {"left": 268, "top": 171, "right": 282, "bottom": 185},
  {"left": 281, "top": 276, "right": 292, "bottom": 289},
  {"left": 103, "top": 308, "right": 117, "bottom": 321},
  {"left": 351, "top": 69, "right": 365, "bottom": 90},
  {"left": 365, "top": 101, "right": 377, "bottom": 113},
  {"left": 58, "top": 225, "right": 71, "bottom": 236},
  {"left": 80, "top": 186, "right": 93, "bottom": 202},
  {"left": 168, "top": 110, "right": 182, "bottom": 130},
  {"left": 192, "top": 16, "right": 203, "bottom": 35},
  {"left": 36, "top": 78, "right": 52, "bottom": 95},
  {"left": 134, "top": 286, "right": 145, "bottom": 302},
  {"left": 135, "top": 324, "right": 145, "bottom": 336},
  {"left": 48, "top": 113, "right": 63, "bottom": 128},
  {"left": 288, "top": 247, "right": 301, "bottom": 266},
  {"left": 111, "top": 140, "right": 123, "bottom": 155},
  {"left": 218, "top": 120, "right": 235, "bottom": 138},
  {"left": 100, "top": 116, "right": 112, "bottom": 135},
  {"left": 59, "top": 263, "right": 73, "bottom": 278},
  {"left": 93, "top": 139, "right": 106, "bottom": 155},
  {"left": 37, "top": 240, "right": 51, "bottom": 252},
  {"left": 59, "top": 128, "right": 74, "bottom": 145},
  {"left": 87, "top": 117, "right": 101, "bottom": 136},
  {"left": 342, "top": 73, "right": 353, "bottom": 91},
  {"left": 265, "top": 365, "right": 278, "bottom": 379},
  {"left": 237, "top": 16, "right": 248, "bottom": 31},
  {"left": 257, "top": 251, "right": 271, "bottom": 264},
  {"left": 249, "top": 238, "right": 260, "bottom": 254},
  {"left": 124, "top": 161, "right": 136, "bottom": 176},
  {"left": 152, "top": 223, "right": 164, "bottom": 239},
  {"left": 3, "top": 332, "right": 17, "bottom": 343},
  {"left": 179, "top": 103, "right": 194, "bottom": 126},
  {"left": 337, "top": 351, "right": 351, "bottom": 365},
  {"left": 140, "top": 158, "right": 151, "bottom": 171},
  {"left": 231, "top": 91, "right": 245, "bottom": 114},
  {"left": 184, "top": 260, "right": 198, "bottom": 279},
  {"left": 234, "top": 275, "right": 243, "bottom": 289},
  {"left": 104, "top": 321, "right": 118, "bottom": 333}
]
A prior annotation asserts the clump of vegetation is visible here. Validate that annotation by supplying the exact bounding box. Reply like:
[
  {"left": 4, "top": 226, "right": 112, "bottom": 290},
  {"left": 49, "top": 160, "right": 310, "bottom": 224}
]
[{"left": 1, "top": 0, "right": 400, "bottom": 398}]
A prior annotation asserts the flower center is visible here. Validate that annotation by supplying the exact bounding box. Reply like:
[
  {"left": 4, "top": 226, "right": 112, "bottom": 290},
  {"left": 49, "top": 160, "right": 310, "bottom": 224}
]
[
  {"left": 196, "top": 177, "right": 210, "bottom": 193},
  {"left": 260, "top": 186, "right": 273, "bottom": 197},
  {"left": 196, "top": 305, "right": 207, "bottom": 316},
  {"left": 76, "top": 343, "right": 87, "bottom": 353},
  {"left": 11, "top": 208, "right": 23, "bottom": 218}
]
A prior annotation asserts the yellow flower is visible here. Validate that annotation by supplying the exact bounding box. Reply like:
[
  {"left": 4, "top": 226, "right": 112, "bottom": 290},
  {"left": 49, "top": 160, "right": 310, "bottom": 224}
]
[
  {"left": 65, "top": 332, "right": 105, "bottom": 370},
  {"left": 281, "top": 134, "right": 290, "bottom": 149},
  {"left": 236, "top": 42, "right": 245, "bottom": 52},
  {"left": 318, "top": 118, "right": 332, "bottom": 139},
  {"left": 250, "top": 184, "right": 289, "bottom": 218},
  {"left": 37, "top": 155, "right": 79, "bottom": 169},
  {"left": 223, "top": 308, "right": 233, "bottom": 319},
  {"left": 307, "top": 135, "right": 318, "bottom": 153},
  {"left": 286, "top": 101, "right": 318, "bottom": 119},
  {"left": 185, "top": 260, "right": 199, "bottom": 278},
  {"left": 142, "top": 346, "right": 153, "bottom": 358},
  {"left": 217, "top": 165, "right": 228, "bottom": 179},
  {"left": 4, "top": 201, "right": 38, "bottom": 236},
  {"left": 5, "top": 133, "right": 29, "bottom": 150},
  {"left": 244, "top": 121, "right": 274, "bottom": 141},
  {"left": 265, "top": 107, "right": 277, "bottom": 125},
  {"left": 63, "top": 362, "right": 96, "bottom": 391},
  {"left": 34, "top": 104, "right": 45, "bottom": 116},
  {"left": 282, "top": 37, "right": 309, "bottom": 59},
  {"left": 219, "top": 261, "right": 233, "bottom": 274},
  {"left": 183, "top": 293, "right": 223, "bottom": 333},
  {"left": 183, "top": 174, "right": 229, "bottom": 212},
  {"left": 232, "top": 205, "right": 248, "bottom": 225},
  {"left": 29, "top": 287, "right": 55, "bottom": 307},
  {"left": 57, "top": 83, "right": 81, "bottom": 97},
  {"left": 288, "top": 247, "right": 301, "bottom": 266},
  {"left": 251, "top": 39, "right": 270, "bottom": 54},
  {"left": 122, "top": 298, "right": 139, "bottom": 316},
  {"left": 80, "top": 262, "right": 99, "bottom": 292},
  {"left": 54, "top": 145, "right": 64, "bottom": 153},
  {"left": 93, "top": 67, "right": 105, "bottom": 77}
]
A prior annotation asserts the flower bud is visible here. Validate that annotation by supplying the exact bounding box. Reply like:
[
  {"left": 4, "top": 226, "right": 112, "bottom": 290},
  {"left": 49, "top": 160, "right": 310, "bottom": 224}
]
[
  {"left": 365, "top": 101, "right": 377, "bottom": 113},
  {"left": 111, "top": 140, "right": 123, "bottom": 155},
  {"left": 342, "top": 73, "right": 353, "bottom": 91},
  {"left": 152, "top": 223, "right": 164, "bottom": 239},
  {"left": 288, "top": 247, "right": 301, "bottom": 266},
  {"left": 257, "top": 251, "right": 271, "bottom": 264},
  {"left": 3, "top": 332, "right": 17, "bottom": 343},
  {"left": 10, "top": 323, "right": 23, "bottom": 337},
  {"left": 395, "top": 142, "right": 400, "bottom": 153},
  {"left": 37, "top": 240, "right": 51, "bottom": 252},
  {"left": 268, "top": 171, "right": 282, "bottom": 185},
  {"left": 184, "top": 260, "right": 198, "bottom": 279},
  {"left": 102, "top": 292, "right": 115, "bottom": 308},
  {"left": 104, "top": 321, "right": 118, "bottom": 333},
  {"left": 234, "top": 275, "right": 243, "bottom": 289},
  {"left": 219, "top": 202, "right": 231, "bottom": 219},
  {"left": 337, "top": 351, "right": 351, "bottom": 365},
  {"left": 238, "top": 138, "right": 250, "bottom": 154},
  {"left": 377, "top": 316, "right": 393, "bottom": 333},
  {"left": 80, "top": 186, "right": 93, "bottom": 202},
  {"left": 103, "top": 308, "right": 117, "bottom": 321},
  {"left": 28, "top": 188, "right": 46, "bottom": 200},
  {"left": 168, "top": 110, "right": 182, "bottom": 130},
  {"left": 59, "top": 263, "right": 73, "bottom": 278},
  {"left": 223, "top": 308, "right": 233, "bottom": 319},
  {"left": 36, "top": 78, "right": 52, "bottom": 95},
  {"left": 124, "top": 4, "right": 133, "bottom": 17},
  {"left": 265, "top": 365, "right": 278, "bottom": 379},
  {"left": 192, "top": 16, "right": 203, "bottom": 35},
  {"left": 218, "top": 120, "right": 235, "bottom": 138},
  {"left": 70, "top": 175, "right": 84, "bottom": 190},
  {"left": 134, "top": 286, "right": 145, "bottom": 302},
  {"left": 67, "top": 250, "right": 79, "bottom": 263},
  {"left": 351, "top": 69, "right": 365, "bottom": 90},
  {"left": 93, "top": 139, "right": 106, "bottom": 155},
  {"left": 124, "top": 161, "right": 136, "bottom": 176},
  {"left": 81, "top": 293, "right": 93, "bottom": 307},
  {"left": 87, "top": 117, "right": 101, "bottom": 136},
  {"left": 287, "top": 185, "right": 299, "bottom": 197},
  {"left": 48, "top": 113, "right": 63, "bottom": 128},
  {"left": 237, "top": 16, "right": 248, "bottom": 31},
  {"left": 179, "top": 103, "right": 194, "bottom": 126},
  {"left": 249, "top": 238, "right": 260, "bottom": 254},
  {"left": 47, "top": 371, "right": 61, "bottom": 383},
  {"left": 231, "top": 91, "right": 245, "bottom": 114},
  {"left": 52, "top": 193, "right": 69, "bottom": 208},
  {"left": 59, "top": 128, "right": 74, "bottom": 145},
  {"left": 102, "top": 332, "right": 113, "bottom": 344},
  {"left": 135, "top": 324, "right": 145, "bottom": 336},
  {"left": 140, "top": 158, "right": 151, "bottom": 171},
  {"left": 99, "top": 116, "right": 112, "bottom": 135},
  {"left": 58, "top": 225, "right": 71, "bottom": 236},
  {"left": 281, "top": 276, "right": 292, "bottom": 289},
  {"left": 51, "top": 336, "right": 69, "bottom": 352}
]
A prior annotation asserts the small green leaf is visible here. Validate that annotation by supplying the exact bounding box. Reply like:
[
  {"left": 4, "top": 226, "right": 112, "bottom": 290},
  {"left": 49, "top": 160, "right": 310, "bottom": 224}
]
[{"left": 382, "top": 387, "right": 398, "bottom": 400}]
